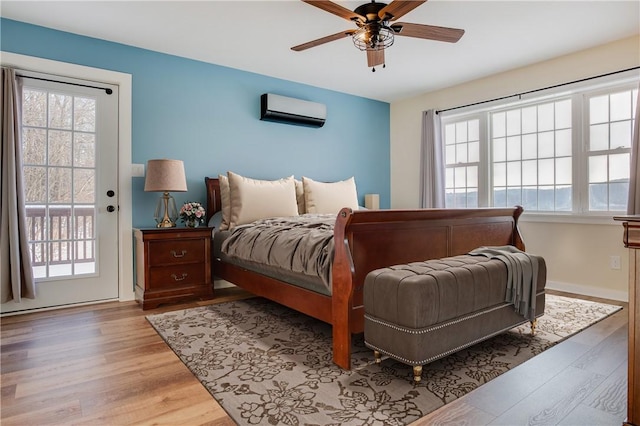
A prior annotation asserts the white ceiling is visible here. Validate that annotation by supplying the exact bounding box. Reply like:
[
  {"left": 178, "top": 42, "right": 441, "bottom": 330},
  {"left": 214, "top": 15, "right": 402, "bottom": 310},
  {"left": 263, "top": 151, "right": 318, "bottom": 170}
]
[{"left": 2, "top": 1, "right": 639, "bottom": 102}]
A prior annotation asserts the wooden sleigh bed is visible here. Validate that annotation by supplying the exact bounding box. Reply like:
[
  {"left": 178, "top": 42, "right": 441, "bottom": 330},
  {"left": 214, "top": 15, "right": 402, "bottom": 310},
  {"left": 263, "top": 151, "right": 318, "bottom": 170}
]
[{"left": 205, "top": 176, "right": 526, "bottom": 370}]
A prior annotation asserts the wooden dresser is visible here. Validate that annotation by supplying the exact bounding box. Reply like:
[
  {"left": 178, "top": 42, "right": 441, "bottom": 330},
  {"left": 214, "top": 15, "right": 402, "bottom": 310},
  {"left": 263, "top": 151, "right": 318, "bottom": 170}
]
[
  {"left": 134, "top": 227, "right": 213, "bottom": 310},
  {"left": 615, "top": 216, "right": 640, "bottom": 426}
]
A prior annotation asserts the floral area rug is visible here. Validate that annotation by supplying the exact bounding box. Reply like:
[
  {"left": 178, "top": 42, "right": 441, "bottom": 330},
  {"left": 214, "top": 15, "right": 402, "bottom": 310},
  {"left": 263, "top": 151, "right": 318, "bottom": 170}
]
[{"left": 146, "top": 295, "right": 621, "bottom": 425}]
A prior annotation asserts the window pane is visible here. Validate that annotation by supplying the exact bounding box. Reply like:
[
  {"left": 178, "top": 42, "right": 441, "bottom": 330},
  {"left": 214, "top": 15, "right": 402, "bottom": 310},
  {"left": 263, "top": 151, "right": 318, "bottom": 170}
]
[
  {"left": 538, "top": 186, "right": 554, "bottom": 210},
  {"left": 507, "top": 161, "right": 521, "bottom": 186},
  {"left": 48, "top": 167, "right": 72, "bottom": 203},
  {"left": 610, "top": 182, "right": 629, "bottom": 211},
  {"left": 445, "top": 124, "right": 456, "bottom": 145},
  {"left": 23, "top": 128, "right": 46, "bottom": 165},
  {"left": 456, "top": 121, "right": 468, "bottom": 142},
  {"left": 493, "top": 138, "right": 506, "bottom": 162},
  {"left": 494, "top": 188, "right": 506, "bottom": 207},
  {"left": 589, "top": 183, "right": 608, "bottom": 210},
  {"left": 556, "top": 185, "right": 572, "bottom": 211},
  {"left": 494, "top": 162, "right": 506, "bottom": 187},
  {"left": 610, "top": 91, "right": 631, "bottom": 121},
  {"left": 22, "top": 89, "right": 47, "bottom": 127},
  {"left": 48, "top": 93, "right": 73, "bottom": 130},
  {"left": 522, "top": 134, "right": 537, "bottom": 159},
  {"left": 48, "top": 130, "right": 72, "bottom": 166},
  {"left": 590, "top": 95, "right": 609, "bottom": 124},
  {"left": 506, "top": 110, "right": 521, "bottom": 136},
  {"left": 493, "top": 112, "right": 506, "bottom": 137},
  {"left": 24, "top": 166, "right": 46, "bottom": 203},
  {"left": 456, "top": 143, "right": 468, "bottom": 163},
  {"left": 74, "top": 133, "right": 95, "bottom": 168},
  {"left": 522, "top": 106, "right": 537, "bottom": 134},
  {"left": 555, "top": 99, "right": 572, "bottom": 129},
  {"left": 610, "top": 120, "right": 632, "bottom": 149},
  {"left": 468, "top": 141, "right": 479, "bottom": 163},
  {"left": 74, "top": 169, "right": 95, "bottom": 203},
  {"left": 455, "top": 167, "right": 466, "bottom": 188},
  {"left": 538, "top": 103, "right": 554, "bottom": 132},
  {"left": 590, "top": 123, "right": 608, "bottom": 151},
  {"left": 74, "top": 97, "right": 96, "bottom": 132},
  {"left": 468, "top": 119, "right": 479, "bottom": 141},
  {"left": 589, "top": 155, "right": 607, "bottom": 183},
  {"left": 555, "top": 129, "right": 572, "bottom": 157},
  {"left": 522, "top": 160, "right": 537, "bottom": 185},
  {"left": 445, "top": 168, "right": 454, "bottom": 188},
  {"left": 467, "top": 166, "right": 478, "bottom": 187},
  {"left": 610, "top": 153, "right": 630, "bottom": 181},
  {"left": 445, "top": 145, "right": 455, "bottom": 165},
  {"left": 522, "top": 186, "right": 538, "bottom": 210},
  {"left": 538, "top": 159, "right": 554, "bottom": 185},
  {"left": 556, "top": 157, "right": 571, "bottom": 185},
  {"left": 507, "top": 188, "right": 521, "bottom": 206},
  {"left": 538, "top": 131, "right": 554, "bottom": 158},
  {"left": 507, "top": 136, "right": 521, "bottom": 161}
]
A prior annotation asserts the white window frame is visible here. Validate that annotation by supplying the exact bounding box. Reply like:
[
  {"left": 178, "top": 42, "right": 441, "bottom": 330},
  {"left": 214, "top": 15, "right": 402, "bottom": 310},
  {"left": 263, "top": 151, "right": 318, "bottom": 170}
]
[{"left": 440, "top": 72, "right": 639, "bottom": 223}]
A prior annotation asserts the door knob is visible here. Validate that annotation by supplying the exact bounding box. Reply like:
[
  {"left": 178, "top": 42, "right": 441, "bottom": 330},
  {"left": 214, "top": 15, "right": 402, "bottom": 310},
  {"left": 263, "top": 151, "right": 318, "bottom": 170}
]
[
  {"left": 107, "top": 205, "right": 115, "bottom": 212},
  {"left": 107, "top": 190, "right": 115, "bottom": 197}
]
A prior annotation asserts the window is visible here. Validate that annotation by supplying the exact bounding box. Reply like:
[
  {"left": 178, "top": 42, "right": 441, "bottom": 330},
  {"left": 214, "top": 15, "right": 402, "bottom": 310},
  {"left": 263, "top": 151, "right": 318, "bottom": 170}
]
[{"left": 442, "top": 80, "right": 638, "bottom": 214}]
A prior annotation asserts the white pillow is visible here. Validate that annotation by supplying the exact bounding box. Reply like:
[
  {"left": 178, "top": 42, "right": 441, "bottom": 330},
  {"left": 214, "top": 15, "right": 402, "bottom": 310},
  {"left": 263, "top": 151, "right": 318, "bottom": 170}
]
[
  {"left": 302, "top": 176, "right": 359, "bottom": 214},
  {"left": 294, "top": 179, "right": 306, "bottom": 214},
  {"left": 218, "top": 174, "right": 231, "bottom": 231},
  {"left": 228, "top": 171, "right": 298, "bottom": 228}
]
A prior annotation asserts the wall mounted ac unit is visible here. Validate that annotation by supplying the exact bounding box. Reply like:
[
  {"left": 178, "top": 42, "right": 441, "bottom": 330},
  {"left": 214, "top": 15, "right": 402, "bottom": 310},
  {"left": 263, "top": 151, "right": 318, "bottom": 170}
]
[{"left": 260, "top": 93, "right": 326, "bottom": 128}]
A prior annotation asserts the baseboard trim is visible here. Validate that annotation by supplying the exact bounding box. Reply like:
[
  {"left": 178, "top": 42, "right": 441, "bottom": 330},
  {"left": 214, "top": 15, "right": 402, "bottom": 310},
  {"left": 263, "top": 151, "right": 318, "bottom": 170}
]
[{"left": 546, "top": 280, "right": 628, "bottom": 302}]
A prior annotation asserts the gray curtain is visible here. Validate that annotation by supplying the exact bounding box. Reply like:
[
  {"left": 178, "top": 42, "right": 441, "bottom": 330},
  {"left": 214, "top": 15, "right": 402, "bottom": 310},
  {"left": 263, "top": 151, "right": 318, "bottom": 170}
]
[
  {"left": 628, "top": 84, "right": 640, "bottom": 215},
  {"left": 419, "top": 109, "right": 445, "bottom": 208},
  {"left": 1, "top": 67, "right": 35, "bottom": 303}
]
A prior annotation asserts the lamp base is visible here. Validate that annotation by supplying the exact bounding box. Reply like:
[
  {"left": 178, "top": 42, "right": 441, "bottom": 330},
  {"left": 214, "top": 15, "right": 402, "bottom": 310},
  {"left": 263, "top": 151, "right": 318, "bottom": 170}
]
[
  {"left": 156, "top": 218, "right": 176, "bottom": 228},
  {"left": 154, "top": 192, "right": 178, "bottom": 228}
]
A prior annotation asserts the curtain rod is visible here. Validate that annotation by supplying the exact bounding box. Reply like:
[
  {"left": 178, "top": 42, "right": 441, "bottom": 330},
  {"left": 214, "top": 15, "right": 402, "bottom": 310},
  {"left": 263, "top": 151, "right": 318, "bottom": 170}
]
[
  {"left": 436, "top": 66, "right": 640, "bottom": 115},
  {"left": 17, "top": 74, "right": 113, "bottom": 95}
]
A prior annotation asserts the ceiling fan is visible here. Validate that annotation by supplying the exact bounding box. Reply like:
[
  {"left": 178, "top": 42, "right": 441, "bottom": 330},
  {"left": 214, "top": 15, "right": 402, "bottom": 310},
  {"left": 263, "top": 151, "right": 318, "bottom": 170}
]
[{"left": 291, "top": 0, "right": 465, "bottom": 71}]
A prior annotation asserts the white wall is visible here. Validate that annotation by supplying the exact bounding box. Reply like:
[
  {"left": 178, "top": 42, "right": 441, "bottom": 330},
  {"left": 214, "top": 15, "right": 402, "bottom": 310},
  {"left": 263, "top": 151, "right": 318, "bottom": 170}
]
[{"left": 390, "top": 35, "right": 640, "bottom": 300}]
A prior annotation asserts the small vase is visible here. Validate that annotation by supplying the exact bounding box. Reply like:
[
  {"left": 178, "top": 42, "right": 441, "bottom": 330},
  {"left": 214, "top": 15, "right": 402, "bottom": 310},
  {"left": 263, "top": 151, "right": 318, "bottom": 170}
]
[{"left": 186, "top": 219, "right": 199, "bottom": 228}]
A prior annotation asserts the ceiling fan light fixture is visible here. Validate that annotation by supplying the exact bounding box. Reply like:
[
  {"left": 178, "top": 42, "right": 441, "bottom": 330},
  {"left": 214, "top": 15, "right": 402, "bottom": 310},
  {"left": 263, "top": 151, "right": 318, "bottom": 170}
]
[{"left": 352, "top": 25, "right": 394, "bottom": 51}]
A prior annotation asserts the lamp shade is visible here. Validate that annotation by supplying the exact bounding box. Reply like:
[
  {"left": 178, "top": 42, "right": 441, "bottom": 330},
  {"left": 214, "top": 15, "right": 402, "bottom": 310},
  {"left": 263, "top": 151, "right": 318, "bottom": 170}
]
[{"left": 144, "top": 159, "right": 187, "bottom": 192}]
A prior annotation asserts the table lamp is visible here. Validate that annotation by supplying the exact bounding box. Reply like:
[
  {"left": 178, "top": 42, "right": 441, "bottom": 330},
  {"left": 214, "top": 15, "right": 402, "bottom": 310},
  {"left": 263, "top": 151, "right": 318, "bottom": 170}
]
[{"left": 144, "top": 159, "right": 187, "bottom": 227}]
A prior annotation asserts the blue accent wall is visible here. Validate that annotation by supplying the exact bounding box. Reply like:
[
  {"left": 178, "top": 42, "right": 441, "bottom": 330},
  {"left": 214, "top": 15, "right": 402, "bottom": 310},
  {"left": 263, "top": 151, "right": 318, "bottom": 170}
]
[{"left": 1, "top": 18, "right": 390, "bottom": 228}]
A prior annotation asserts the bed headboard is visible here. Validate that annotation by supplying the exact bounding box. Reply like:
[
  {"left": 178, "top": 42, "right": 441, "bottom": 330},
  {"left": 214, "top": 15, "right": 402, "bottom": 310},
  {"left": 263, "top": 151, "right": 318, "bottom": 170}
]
[{"left": 204, "top": 177, "right": 221, "bottom": 222}]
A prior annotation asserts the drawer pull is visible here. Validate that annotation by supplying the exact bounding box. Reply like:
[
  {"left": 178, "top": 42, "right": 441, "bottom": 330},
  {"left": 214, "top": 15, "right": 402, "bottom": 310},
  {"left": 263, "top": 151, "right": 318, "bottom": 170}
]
[
  {"left": 171, "top": 273, "right": 188, "bottom": 281},
  {"left": 171, "top": 250, "right": 187, "bottom": 258}
]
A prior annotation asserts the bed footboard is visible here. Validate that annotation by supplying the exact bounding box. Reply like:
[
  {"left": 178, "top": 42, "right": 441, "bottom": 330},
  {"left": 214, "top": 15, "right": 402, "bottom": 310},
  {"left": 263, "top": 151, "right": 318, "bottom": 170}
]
[{"left": 331, "top": 206, "right": 525, "bottom": 370}]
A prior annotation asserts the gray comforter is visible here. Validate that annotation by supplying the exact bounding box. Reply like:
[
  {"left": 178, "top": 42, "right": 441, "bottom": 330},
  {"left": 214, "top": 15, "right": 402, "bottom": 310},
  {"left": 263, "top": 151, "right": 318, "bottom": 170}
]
[{"left": 220, "top": 214, "right": 336, "bottom": 291}]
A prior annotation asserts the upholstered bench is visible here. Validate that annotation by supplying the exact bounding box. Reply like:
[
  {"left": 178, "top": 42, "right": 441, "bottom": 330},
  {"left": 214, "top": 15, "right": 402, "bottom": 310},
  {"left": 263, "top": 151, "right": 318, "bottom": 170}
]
[{"left": 363, "top": 253, "right": 547, "bottom": 382}]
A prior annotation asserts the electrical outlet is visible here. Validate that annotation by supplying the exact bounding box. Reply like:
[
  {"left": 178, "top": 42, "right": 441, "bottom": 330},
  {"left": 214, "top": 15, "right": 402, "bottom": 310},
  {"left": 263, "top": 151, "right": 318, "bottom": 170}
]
[{"left": 610, "top": 255, "right": 621, "bottom": 270}]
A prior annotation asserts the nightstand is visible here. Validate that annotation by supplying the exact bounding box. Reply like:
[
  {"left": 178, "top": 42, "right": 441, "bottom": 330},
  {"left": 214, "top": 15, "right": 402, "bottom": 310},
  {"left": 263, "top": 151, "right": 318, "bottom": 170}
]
[{"left": 133, "top": 227, "right": 213, "bottom": 309}]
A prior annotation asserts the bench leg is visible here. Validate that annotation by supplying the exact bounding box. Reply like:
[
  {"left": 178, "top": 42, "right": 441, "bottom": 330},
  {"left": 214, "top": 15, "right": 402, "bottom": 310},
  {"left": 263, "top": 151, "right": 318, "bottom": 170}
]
[
  {"left": 374, "top": 350, "right": 382, "bottom": 363},
  {"left": 413, "top": 365, "right": 423, "bottom": 383},
  {"left": 530, "top": 319, "right": 538, "bottom": 336}
]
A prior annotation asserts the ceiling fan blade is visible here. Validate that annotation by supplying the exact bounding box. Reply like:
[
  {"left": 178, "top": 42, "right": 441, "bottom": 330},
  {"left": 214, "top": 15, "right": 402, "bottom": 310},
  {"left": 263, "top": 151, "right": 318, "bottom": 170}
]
[
  {"left": 393, "top": 22, "right": 465, "bottom": 43},
  {"left": 291, "top": 29, "right": 356, "bottom": 51},
  {"left": 302, "top": 1, "right": 365, "bottom": 21},
  {"left": 378, "top": 1, "right": 427, "bottom": 21},
  {"left": 367, "top": 49, "right": 385, "bottom": 67}
]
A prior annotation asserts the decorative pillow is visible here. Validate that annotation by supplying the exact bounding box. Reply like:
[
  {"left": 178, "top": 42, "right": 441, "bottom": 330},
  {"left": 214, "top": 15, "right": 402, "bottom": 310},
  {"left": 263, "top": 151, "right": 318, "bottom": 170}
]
[
  {"left": 218, "top": 174, "right": 231, "bottom": 231},
  {"left": 228, "top": 171, "right": 298, "bottom": 228},
  {"left": 302, "top": 176, "right": 359, "bottom": 214},
  {"left": 294, "top": 179, "right": 306, "bottom": 214}
]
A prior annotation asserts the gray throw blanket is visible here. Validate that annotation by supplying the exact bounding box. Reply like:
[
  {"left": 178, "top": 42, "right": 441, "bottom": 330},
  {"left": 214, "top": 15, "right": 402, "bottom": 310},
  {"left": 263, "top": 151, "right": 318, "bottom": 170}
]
[
  {"left": 221, "top": 214, "right": 335, "bottom": 291},
  {"left": 468, "top": 245, "right": 539, "bottom": 321}
]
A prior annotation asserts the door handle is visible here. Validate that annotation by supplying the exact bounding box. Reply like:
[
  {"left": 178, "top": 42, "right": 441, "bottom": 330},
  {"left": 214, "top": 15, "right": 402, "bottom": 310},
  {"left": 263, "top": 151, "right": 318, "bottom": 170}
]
[{"left": 107, "top": 205, "right": 115, "bottom": 212}]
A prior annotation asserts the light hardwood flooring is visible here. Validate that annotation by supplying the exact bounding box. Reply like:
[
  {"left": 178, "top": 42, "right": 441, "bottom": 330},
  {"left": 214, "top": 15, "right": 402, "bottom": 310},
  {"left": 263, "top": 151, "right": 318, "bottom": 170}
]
[{"left": 1, "top": 288, "right": 628, "bottom": 425}]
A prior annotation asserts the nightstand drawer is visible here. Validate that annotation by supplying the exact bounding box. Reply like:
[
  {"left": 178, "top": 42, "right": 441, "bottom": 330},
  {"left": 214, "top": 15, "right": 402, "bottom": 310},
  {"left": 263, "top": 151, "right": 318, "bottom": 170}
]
[
  {"left": 148, "top": 263, "right": 206, "bottom": 289},
  {"left": 148, "top": 239, "right": 205, "bottom": 265}
]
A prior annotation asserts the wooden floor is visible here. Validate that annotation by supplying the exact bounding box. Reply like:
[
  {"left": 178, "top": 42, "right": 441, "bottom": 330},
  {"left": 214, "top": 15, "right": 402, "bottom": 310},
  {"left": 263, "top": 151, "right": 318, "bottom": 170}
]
[{"left": 1, "top": 288, "right": 628, "bottom": 426}]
